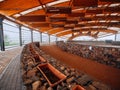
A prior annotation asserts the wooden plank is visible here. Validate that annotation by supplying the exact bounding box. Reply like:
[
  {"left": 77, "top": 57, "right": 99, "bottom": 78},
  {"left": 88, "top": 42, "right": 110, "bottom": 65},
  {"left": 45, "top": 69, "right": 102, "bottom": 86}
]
[
  {"left": 86, "top": 9, "right": 103, "bottom": 14},
  {"left": 68, "top": 12, "right": 85, "bottom": 17},
  {"left": 75, "top": 24, "right": 85, "bottom": 27},
  {"left": 80, "top": 17, "right": 92, "bottom": 21},
  {"left": 104, "top": 6, "right": 120, "bottom": 13},
  {"left": 76, "top": 22, "right": 120, "bottom": 27},
  {"left": 50, "top": 17, "right": 67, "bottom": 22},
  {"left": 56, "top": 30, "right": 72, "bottom": 37},
  {"left": 99, "top": 0, "right": 120, "bottom": 3},
  {"left": 48, "top": 28, "right": 64, "bottom": 34},
  {"left": 17, "top": 15, "right": 46, "bottom": 22},
  {"left": 31, "top": 22, "right": 49, "bottom": 27},
  {"left": 66, "top": 20, "right": 78, "bottom": 24},
  {"left": 51, "top": 24, "right": 64, "bottom": 28},
  {"left": 92, "top": 16, "right": 120, "bottom": 20},
  {"left": 64, "top": 27, "right": 74, "bottom": 30},
  {"left": 73, "top": 0, "right": 98, "bottom": 7}
]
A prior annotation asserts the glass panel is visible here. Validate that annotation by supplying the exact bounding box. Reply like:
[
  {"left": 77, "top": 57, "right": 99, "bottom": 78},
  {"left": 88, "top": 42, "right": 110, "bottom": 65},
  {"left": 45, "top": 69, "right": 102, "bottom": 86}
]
[
  {"left": 33, "top": 31, "right": 40, "bottom": 42},
  {"left": 21, "top": 27, "right": 31, "bottom": 45},
  {"left": 3, "top": 21, "right": 20, "bottom": 49},
  {"left": 50, "top": 35, "right": 56, "bottom": 42},
  {"left": 73, "top": 36, "right": 94, "bottom": 41},
  {"left": 57, "top": 37, "right": 66, "bottom": 41},
  {"left": 116, "top": 33, "right": 120, "bottom": 41},
  {"left": 42, "top": 33, "right": 49, "bottom": 44},
  {"left": 97, "top": 35, "right": 115, "bottom": 41}
]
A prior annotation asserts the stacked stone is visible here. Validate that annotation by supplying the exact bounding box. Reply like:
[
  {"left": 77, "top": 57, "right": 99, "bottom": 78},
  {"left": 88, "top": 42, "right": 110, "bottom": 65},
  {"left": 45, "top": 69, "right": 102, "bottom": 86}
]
[
  {"left": 56, "top": 41, "right": 67, "bottom": 51},
  {"left": 21, "top": 43, "right": 112, "bottom": 90},
  {"left": 56, "top": 41, "right": 120, "bottom": 69},
  {"left": 38, "top": 50, "right": 112, "bottom": 90}
]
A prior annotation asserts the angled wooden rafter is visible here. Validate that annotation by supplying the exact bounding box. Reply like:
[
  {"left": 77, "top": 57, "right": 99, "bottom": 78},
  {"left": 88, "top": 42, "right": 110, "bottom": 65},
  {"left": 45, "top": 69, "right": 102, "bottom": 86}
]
[
  {"left": 48, "top": 28, "right": 64, "bottom": 34},
  {"left": 56, "top": 29, "right": 117, "bottom": 37}
]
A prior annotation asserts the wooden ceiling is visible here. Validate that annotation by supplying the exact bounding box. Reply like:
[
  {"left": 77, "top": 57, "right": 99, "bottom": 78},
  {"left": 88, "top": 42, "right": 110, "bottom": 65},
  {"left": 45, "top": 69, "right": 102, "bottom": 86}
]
[{"left": 0, "top": 0, "right": 120, "bottom": 40}]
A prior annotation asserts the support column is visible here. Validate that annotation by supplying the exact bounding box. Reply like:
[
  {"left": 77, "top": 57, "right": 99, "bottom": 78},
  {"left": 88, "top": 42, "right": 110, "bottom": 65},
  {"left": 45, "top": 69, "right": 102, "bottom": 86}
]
[
  {"left": 0, "top": 18, "right": 5, "bottom": 51},
  {"left": 115, "top": 34, "right": 117, "bottom": 41},
  {"left": 31, "top": 30, "right": 33, "bottom": 42},
  {"left": 19, "top": 25, "right": 22, "bottom": 46},
  {"left": 40, "top": 32, "right": 42, "bottom": 43},
  {"left": 49, "top": 34, "right": 50, "bottom": 44},
  {"left": 56, "top": 37, "right": 58, "bottom": 42}
]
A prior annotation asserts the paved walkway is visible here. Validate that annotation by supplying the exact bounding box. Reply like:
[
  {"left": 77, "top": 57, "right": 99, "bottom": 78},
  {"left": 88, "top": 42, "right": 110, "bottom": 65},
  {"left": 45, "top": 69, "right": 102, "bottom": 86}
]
[
  {"left": 0, "top": 55, "right": 24, "bottom": 90},
  {"left": 0, "top": 47, "right": 22, "bottom": 74}
]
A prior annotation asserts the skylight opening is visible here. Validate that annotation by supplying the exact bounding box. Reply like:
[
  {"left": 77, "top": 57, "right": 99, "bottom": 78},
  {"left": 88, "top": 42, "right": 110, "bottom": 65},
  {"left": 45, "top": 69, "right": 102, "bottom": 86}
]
[
  {"left": 20, "top": 6, "right": 42, "bottom": 15},
  {"left": 13, "top": 14, "right": 21, "bottom": 18},
  {"left": 109, "top": 3, "right": 120, "bottom": 7},
  {"left": 96, "top": 14, "right": 105, "bottom": 16},
  {"left": 46, "top": 0, "right": 70, "bottom": 6},
  {"left": 63, "top": 34, "right": 72, "bottom": 38},
  {"left": 108, "top": 27, "right": 120, "bottom": 31},
  {"left": 0, "top": 0, "right": 4, "bottom": 2}
]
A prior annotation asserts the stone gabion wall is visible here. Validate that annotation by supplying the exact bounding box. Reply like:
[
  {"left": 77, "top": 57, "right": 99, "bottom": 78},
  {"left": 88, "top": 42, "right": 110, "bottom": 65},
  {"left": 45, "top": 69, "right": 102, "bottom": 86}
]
[
  {"left": 56, "top": 41, "right": 120, "bottom": 69},
  {"left": 56, "top": 41, "right": 67, "bottom": 51},
  {"left": 20, "top": 42, "right": 111, "bottom": 90}
]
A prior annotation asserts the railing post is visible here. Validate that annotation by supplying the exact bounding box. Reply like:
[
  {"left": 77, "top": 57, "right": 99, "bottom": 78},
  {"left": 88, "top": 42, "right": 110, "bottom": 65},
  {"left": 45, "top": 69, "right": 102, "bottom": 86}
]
[{"left": 0, "top": 18, "right": 5, "bottom": 51}]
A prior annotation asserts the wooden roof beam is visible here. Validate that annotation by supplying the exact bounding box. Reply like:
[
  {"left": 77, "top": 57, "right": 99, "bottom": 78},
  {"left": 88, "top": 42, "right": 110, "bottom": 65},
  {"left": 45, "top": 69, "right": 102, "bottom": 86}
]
[
  {"left": 48, "top": 28, "right": 64, "bottom": 35},
  {"left": 17, "top": 15, "right": 46, "bottom": 22},
  {"left": 30, "top": 22, "right": 49, "bottom": 27},
  {"left": 68, "top": 33, "right": 96, "bottom": 41},
  {"left": 56, "top": 29, "right": 117, "bottom": 37},
  {"left": 56, "top": 30, "right": 72, "bottom": 37}
]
